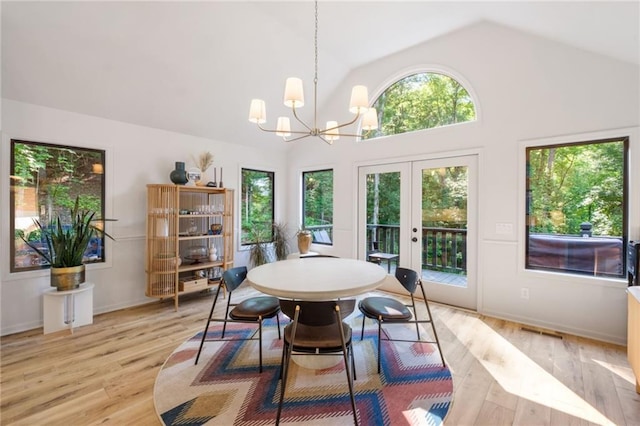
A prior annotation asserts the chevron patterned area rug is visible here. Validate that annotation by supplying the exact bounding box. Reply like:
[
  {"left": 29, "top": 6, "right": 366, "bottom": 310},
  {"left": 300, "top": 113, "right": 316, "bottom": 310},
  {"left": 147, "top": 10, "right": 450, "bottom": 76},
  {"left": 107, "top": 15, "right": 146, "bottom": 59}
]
[{"left": 154, "top": 308, "right": 453, "bottom": 426}]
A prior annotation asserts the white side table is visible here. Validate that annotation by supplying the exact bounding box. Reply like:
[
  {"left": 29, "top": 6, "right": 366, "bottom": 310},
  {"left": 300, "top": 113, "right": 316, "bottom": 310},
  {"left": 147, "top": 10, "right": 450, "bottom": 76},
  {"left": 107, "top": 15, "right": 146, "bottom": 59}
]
[{"left": 43, "top": 283, "right": 94, "bottom": 334}]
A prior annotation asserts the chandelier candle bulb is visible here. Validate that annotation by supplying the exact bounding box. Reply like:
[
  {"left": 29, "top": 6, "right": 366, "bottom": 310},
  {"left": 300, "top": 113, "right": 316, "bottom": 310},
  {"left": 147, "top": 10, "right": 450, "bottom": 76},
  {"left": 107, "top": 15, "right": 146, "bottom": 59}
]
[
  {"left": 349, "top": 85, "right": 369, "bottom": 113},
  {"left": 325, "top": 121, "right": 340, "bottom": 142},
  {"left": 248, "top": 99, "right": 266, "bottom": 123},
  {"left": 276, "top": 117, "right": 291, "bottom": 137},
  {"left": 362, "top": 108, "right": 379, "bottom": 131},
  {"left": 284, "top": 77, "right": 304, "bottom": 107}
]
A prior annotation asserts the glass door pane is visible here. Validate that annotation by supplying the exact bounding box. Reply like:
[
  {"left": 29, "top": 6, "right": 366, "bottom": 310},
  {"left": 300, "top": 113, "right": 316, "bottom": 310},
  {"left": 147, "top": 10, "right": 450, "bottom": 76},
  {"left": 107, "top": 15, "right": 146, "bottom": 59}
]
[
  {"left": 421, "top": 166, "right": 468, "bottom": 286},
  {"left": 358, "top": 163, "right": 410, "bottom": 272},
  {"left": 412, "top": 156, "right": 477, "bottom": 310}
]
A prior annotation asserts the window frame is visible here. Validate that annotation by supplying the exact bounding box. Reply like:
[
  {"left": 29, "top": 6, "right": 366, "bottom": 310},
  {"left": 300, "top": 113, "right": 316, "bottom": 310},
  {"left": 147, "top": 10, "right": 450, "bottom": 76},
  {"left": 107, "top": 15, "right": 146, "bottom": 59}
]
[
  {"left": 302, "top": 168, "right": 334, "bottom": 246},
  {"left": 363, "top": 71, "right": 477, "bottom": 140},
  {"left": 10, "top": 139, "right": 107, "bottom": 273},
  {"left": 240, "top": 167, "right": 275, "bottom": 247},
  {"left": 524, "top": 136, "right": 629, "bottom": 279}
]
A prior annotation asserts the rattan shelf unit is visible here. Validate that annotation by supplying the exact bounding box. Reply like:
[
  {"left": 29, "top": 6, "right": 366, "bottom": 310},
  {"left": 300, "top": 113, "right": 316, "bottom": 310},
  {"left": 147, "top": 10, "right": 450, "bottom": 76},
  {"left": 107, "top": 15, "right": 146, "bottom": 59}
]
[{"left": 145, "top": 184, "right": 234, "bottom": 310}]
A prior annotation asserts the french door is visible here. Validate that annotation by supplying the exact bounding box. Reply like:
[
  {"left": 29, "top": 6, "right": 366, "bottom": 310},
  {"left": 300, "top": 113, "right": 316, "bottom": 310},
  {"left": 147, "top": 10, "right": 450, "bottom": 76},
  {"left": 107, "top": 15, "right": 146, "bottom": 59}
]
[{"left": 358, "top": 155, "right": 477, "bottom": 310}]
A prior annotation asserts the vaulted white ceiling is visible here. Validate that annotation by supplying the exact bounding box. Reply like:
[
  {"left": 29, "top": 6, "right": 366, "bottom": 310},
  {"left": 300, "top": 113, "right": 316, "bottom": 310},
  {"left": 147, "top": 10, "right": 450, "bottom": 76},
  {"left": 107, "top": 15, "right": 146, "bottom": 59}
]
[{"left": 2, "top": 1, "right": 639, "bottom": 152}]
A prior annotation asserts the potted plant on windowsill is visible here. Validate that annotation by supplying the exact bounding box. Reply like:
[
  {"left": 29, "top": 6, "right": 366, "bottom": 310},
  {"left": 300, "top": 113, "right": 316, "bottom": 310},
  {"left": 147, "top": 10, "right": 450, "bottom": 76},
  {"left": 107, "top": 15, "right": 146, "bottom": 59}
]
[{"left": 21, "top": 196, "right": 115, "bottom": 291}]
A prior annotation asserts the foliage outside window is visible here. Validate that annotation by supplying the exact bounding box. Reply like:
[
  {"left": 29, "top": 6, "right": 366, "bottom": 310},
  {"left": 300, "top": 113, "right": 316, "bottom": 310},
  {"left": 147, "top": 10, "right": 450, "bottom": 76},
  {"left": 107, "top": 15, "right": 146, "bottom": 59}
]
[
  {"left": 303, "top": 169, "right": 333, "bottom": 245},
  {"left": 526, "top": 138, "right": 628, "bottom": 278},
  {"left": 241, "top": 168, "right": 274, "bottom": 246},
  {"left": 366, "top": 171, "right": 400, "bottom": 254},
  {"left": 11, "top": 139, "right": 106, "bottom": 272},
  {"left": 363, "top": 72, "right": 476, "bottom": 140}
]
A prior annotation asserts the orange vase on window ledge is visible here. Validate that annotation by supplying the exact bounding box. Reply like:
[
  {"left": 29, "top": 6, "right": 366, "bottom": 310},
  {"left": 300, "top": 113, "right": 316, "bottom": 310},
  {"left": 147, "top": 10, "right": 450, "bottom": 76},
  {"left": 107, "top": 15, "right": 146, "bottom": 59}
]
[{"left": 297, "top": 230, "right": 312, "bottom": 254}]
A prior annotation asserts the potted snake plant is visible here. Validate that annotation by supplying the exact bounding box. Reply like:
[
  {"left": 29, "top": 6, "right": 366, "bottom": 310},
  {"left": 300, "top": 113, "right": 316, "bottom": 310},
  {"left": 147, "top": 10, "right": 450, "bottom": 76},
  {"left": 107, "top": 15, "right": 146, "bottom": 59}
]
[{"left": 21, "top": 196, "right": 115, "bottom": 291}]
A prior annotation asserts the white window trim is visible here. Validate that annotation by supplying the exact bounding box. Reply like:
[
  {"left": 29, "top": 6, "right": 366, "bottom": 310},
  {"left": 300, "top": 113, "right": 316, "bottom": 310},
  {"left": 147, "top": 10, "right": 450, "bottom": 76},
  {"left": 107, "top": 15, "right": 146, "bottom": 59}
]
[{"left": 516, "top": 126, "right": 639, "bottom": 288}]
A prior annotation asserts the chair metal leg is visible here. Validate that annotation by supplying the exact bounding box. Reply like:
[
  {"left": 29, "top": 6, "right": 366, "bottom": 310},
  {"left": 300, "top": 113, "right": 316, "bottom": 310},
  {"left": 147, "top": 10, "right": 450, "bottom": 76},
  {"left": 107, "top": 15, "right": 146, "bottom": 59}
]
[
  {"left": 337, "top": 312, "right": 358, "bottom": 425},
  {"left": 276, "top": 340, "right": 290, "bottom": 426},
  {"left": 195, "top": 284, "right": 223, "bottom": 365},
  {"left": 424, "top": 299, "right": 445, "bottom": 367},
  {"left": 377, "top": 317, "right": 382, "bottom": 374},
  {"left": 276, "top": 313, "right": 281, "bottom": 339},
  {"left": 277, "top": 309, "right": 299, "bottom": 426},
  {"left": 278, "top": 339, "right": 286, "bottom": 380},
  {"left": 258, "top": 316, "right": 263, "bottom": 373},
  {"left": 419, "top": 281, "right": 445, "bottom": 367},
  {"left": 350, "top": 345, "right": 357, "bottom": 381},
  {"left": 360, "top": 315, "right": 366, "bottom": 340},
  {"left": 221, "top": 301, "right": 232, "bottom": 338},
  {"left": 410, "top": 295, "right": 421, "bottom": 340}
]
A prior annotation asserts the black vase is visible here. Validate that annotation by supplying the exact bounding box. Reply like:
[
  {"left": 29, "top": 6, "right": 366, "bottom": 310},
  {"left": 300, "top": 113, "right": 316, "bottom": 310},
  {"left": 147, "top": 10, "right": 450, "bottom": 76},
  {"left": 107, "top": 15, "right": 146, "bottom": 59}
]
[{"left": 170, "top": 161, "right": 189, "bottom": 185}]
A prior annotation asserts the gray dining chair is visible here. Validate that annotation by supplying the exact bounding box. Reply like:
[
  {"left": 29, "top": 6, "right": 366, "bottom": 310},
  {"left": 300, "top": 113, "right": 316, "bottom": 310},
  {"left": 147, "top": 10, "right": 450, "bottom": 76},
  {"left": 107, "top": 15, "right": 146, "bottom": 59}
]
[
  {"left": 276, "top": 299, "right": 358, "bottom": 425},
  {"left": 359, "top": 267, "right": 444, "bottom": 373},
  {"left": 195, "top": 266, "right": 281, "bottom": 373}
]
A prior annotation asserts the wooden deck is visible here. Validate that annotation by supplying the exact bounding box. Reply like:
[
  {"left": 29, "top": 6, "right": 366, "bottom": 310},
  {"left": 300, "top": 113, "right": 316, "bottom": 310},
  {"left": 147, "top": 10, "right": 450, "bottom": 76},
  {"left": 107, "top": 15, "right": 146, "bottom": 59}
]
[
  {"left": 384, "top": 263, "right": 467, "bottom": 287},
  {"left": 422, "top": 269, "right": 467, "bottom": 287}
]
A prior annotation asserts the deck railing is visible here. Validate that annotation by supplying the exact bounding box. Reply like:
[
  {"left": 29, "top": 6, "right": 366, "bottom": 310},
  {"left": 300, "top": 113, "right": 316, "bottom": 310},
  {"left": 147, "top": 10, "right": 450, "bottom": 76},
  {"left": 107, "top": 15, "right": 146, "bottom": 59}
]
[
  {"left": 309, "top": 223, "right": 468, "bottom": 274},
  {"left": 367, "top": 224, "right": 467, "bottom": 274}
]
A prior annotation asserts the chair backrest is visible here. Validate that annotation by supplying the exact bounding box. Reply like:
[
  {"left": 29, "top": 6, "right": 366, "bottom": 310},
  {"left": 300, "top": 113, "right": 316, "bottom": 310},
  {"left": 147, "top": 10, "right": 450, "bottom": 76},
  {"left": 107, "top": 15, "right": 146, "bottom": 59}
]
[
  {"left": 395, "top": 267, "right": 419, "bottom": 294},
  {"left": 279, "top": 299, "right": 355, "bottom": 326},
  {"left": 222, "top": 266, "right": 248, "bottom": 293}
]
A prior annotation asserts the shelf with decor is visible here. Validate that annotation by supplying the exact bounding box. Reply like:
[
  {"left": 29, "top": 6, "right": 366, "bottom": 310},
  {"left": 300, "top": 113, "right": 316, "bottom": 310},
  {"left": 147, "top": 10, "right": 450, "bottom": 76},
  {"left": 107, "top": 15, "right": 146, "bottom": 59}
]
[{"left": 145, "top": 184, "right": 234, "bottom": 310}]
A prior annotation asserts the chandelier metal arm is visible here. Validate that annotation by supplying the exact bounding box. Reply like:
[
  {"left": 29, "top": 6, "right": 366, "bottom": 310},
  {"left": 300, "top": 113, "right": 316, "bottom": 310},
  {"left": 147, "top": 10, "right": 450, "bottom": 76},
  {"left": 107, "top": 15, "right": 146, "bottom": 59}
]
[
  {"left": 256, "top": 123, "right": 313, "bottom": 136},
  {"left": 283, "top": 133, "right": 331, "bottom": 145},
  {"left": 284, "top": 133, "right": 314, "bottom": 143},
  {"left": 291, "top": 105, "right": 314, "bottom": 133},
  {"left": 318, "top": 112, "right": 361, "bottom": 134},
  {"left": 248, "top": 0, "right": 376, "bottom": 145}
]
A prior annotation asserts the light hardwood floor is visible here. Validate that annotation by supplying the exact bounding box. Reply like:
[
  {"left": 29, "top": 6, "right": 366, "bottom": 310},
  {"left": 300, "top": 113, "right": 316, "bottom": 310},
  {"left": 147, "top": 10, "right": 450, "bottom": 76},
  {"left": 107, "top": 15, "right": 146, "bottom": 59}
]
[{"left": 1, "top": 287, "right": 638, "bottom": 425}]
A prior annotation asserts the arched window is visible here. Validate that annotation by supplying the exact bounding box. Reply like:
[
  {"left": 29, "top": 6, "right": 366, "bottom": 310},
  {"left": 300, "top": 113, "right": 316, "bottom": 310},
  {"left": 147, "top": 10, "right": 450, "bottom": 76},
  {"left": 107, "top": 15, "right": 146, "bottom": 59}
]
[{"left": 363, "top": 72, "right": 476, "bottom": 140}]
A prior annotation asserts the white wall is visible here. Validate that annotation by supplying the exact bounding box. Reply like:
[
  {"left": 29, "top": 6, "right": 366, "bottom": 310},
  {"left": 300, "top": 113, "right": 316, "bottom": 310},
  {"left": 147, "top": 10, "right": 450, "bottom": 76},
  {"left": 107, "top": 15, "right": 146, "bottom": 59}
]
[
  {"left": 0, "top": 99, "right": 286, "bottom": 335},
  {"left": 2, "top": 21, "right": 638, "bottom": 344},
  {"left": 286, "top": 22, "right": 640, "bottom": 344}
]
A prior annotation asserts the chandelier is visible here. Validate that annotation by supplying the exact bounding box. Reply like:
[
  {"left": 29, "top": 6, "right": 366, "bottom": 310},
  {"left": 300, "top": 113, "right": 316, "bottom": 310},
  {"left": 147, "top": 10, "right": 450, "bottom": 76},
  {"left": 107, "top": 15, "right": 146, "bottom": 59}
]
[{"left": 248, "top": 1, "right": 378, "bottom": 145}]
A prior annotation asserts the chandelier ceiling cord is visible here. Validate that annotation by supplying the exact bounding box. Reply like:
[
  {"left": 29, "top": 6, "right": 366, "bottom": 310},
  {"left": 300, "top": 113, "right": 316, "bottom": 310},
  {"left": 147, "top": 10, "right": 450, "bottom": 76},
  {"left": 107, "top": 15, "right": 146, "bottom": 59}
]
[{"left": 248, "top": 1, "right": 378, "bottom": 145}]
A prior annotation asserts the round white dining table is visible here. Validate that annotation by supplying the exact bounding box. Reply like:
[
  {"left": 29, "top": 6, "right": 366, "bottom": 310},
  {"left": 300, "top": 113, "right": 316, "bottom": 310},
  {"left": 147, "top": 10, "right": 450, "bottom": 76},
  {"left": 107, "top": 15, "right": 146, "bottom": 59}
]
[{"left": 246, "top": 257, "right": 387, "bottom": 300}]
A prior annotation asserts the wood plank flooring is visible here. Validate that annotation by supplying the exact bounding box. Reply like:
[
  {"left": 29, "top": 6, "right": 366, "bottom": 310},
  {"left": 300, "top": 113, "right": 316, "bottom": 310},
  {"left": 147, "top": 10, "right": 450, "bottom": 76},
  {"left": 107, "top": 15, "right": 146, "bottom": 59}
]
[{"left": 1, "top": 287, "right": 638, "bottom": 425}]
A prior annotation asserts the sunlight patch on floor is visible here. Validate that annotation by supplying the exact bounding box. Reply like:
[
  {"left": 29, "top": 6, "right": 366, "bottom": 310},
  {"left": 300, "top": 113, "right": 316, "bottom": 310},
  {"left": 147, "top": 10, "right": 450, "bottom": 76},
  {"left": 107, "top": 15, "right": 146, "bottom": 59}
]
[
  {"left": 443, "top": 316, "right": 615, "bottom": 425},
  {"left": 593, "top": 358, "right": 635, "bottom": 386}
]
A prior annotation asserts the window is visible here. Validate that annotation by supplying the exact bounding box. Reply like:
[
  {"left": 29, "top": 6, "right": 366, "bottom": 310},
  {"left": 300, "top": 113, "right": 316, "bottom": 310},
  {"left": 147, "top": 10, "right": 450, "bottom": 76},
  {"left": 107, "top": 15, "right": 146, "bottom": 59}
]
[
  {"left": 526, "top": 137, "right": 628, "bottom": 278},
  {"left": 11, "top": 139, "right": 106, "bottom": 272},
  {"left": 302, "top": 169, "right": 333, "bottom": 245},
  {"left": 241, "top": 168, "right": 274, "bottom": 245},
  {"left": 363, "top": 72, "right": 476, "bottom": 140}
]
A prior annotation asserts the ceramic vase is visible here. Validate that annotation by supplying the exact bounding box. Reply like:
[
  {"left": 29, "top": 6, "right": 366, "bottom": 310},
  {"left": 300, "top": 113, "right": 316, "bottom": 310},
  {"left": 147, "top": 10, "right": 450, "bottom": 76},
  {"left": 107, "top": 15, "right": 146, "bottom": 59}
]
[
  {"left": 209, "top": 245, "right": 218, "bottom": 262},
  {"left": 297, "top": 231, "right": 312, "bottom": 254},
  {"left": 170, "top": 161, "right": 189, "bottom": 185}
]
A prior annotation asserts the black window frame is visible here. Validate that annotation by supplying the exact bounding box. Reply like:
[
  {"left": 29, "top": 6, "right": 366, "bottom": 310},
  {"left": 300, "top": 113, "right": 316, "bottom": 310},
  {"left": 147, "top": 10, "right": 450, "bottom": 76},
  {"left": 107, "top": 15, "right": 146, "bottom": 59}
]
[
  {"left": 240, "top": 167, "right": 275, "bottom": 246},
  {"left": 10, "top": 139, "right": 107, "bottom": 273},
  {"left": 525, "top": 136, "right": 629, "bottom": 278},
  {"left": 302, "top": 168, "right": 334, "bottom": 246}
]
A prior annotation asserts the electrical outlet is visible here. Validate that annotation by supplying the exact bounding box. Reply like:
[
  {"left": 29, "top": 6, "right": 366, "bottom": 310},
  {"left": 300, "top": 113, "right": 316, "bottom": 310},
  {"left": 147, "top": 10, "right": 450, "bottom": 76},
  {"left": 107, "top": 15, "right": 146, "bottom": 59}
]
[{"left": 520, "top": 288, "right": 530, "bottom": 300}]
